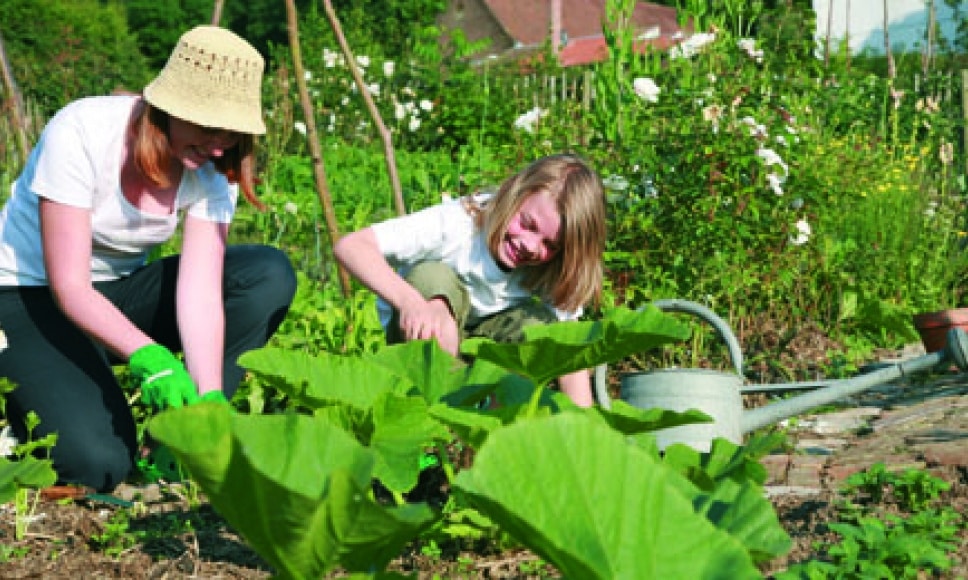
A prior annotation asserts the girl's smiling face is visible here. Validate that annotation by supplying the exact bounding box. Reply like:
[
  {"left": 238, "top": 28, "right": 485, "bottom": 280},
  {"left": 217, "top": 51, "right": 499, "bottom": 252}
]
[
  {"left": 496, "top": 191, "right": 562, "bottom": 270},
  {"left": 167, "top": 117, "right": 241, "bottom": 170}
]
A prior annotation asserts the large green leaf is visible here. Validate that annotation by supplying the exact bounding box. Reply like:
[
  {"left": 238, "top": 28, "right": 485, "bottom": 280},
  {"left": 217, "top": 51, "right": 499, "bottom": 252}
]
[
  {"left": 239, "top": 347, "right": 408, "bottom": 410},
  {"left": 369, "top": 392, "right": 453, "bottom": 493},
  {"left": 0, "top": 456, "right": 57, "bottom": 503},
  {"left": 454, "top": 413, "right": 761, "bottom": 579},
  {"left": 441, "top": 358, "right": 535, "bottom": 407},
  {"left": 428, "top": 403, "right": 504, "bottom": 449},
  {"left": 660, "top": 438, "right": 792, "bottom": 563},
  {"left": 462, "top": 306, "right": 691, "bottom": 385},
  {"left": 591, "top": 398, "right": 713, "bottom": 434},
  {"left": 364, "top": 341, "right": 467, "bottom": 404},
  {"left": 149, "top": 405, "right": 438, "bottom": 578},
  {"left": 693, "top": 478, "right": 793, "bottom": 564}
]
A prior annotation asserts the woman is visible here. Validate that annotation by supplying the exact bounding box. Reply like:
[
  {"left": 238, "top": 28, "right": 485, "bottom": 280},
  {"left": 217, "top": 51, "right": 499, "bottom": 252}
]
[{"left": 0, "top": 26, "right": 296, "bottom": 491}]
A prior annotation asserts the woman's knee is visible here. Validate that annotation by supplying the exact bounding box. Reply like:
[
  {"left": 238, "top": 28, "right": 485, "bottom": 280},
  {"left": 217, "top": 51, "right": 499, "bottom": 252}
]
[
  {"left": 52, "top": 435, "right": 134, "bottom": 492},
  {"left": 225, "top": 245, "right": 297, "bottom": 307}
]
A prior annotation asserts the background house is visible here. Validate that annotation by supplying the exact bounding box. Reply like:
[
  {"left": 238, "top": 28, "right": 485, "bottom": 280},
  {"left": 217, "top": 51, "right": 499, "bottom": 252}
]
[
  {"left": 815, "top": 0, "right": 962, "bottom": 55},
  {"left": 437, "top": 0, "right": 684, "bottom": 67}
]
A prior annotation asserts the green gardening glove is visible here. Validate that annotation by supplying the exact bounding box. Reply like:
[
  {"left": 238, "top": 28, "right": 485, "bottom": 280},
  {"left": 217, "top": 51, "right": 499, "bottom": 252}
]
[
  {"left": 129, "top": 344, "right": 200, "bottom": 410},
  {"left": 198, "top": 390, "right": 229, "bottom": 405}
]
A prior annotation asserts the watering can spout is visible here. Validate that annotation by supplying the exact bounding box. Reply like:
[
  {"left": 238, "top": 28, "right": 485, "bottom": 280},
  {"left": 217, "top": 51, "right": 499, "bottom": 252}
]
[{"left": 741, "top": 328, "right": 967, "bottom": 434}]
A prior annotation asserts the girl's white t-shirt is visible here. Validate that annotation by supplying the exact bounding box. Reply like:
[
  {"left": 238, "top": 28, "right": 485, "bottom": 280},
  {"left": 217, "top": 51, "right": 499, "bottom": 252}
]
[
  {"left": 370, "top": 195, "right": 579, "bottom": 328},
  {"left": 0, "top": 95, "right": 237, "bottom": 286}
]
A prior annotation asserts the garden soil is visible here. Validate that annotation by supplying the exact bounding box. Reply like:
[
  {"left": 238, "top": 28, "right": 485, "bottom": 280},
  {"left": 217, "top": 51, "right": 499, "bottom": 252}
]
[{"left": 0, "top": 346, "right": 965, "bottom": 578}]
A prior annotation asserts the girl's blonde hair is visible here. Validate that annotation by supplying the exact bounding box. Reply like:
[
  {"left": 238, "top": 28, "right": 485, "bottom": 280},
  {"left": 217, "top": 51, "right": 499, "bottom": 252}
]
[
  {"left": 131, "top": 102, "right": 264, "bottom": 210},
  {"left": 466, "top": 154, "right": 606, "bottom": 312}
]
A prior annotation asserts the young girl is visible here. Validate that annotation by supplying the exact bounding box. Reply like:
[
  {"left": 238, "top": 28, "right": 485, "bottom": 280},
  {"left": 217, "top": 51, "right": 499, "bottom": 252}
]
[
  {"left": 334, "top": 154, "right": 606, "bottom": 406},
  {"left": 0, "top": 26, "right": 296, "bottom": 491}
]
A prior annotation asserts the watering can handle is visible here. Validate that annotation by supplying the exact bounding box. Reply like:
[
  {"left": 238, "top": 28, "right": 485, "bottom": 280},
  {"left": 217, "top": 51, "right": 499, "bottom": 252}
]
[
  {"left": 592, "top": 299, "right": 744, "bottom": 408},
  {"left": 649, "top": 299, "right": 744, "bottom": 377}
]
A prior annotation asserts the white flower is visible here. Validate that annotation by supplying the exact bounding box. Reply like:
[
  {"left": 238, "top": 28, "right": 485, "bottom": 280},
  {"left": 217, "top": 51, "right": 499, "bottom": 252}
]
[
  {"left": 356, "top": 55, "right": 370, "bottom": 68},
  {"left": 790, "top": 219, "right": 811, "bottom": 246},
  {"left": 632, "top": 77, "right": 661, "bottom": 103},
  {"left": 756, "top": 147, "right": 788, "bottom": 176},
  {"left": 419, "top": 99, "right": 434, "bottom": 112},
  {"left": 394, "top": 102, "right": 406, "bottom": 121},
  {"left": 702, "top": 104, "right": 723, "bottom": 129},
  {"left": 737, "top": 38, "right": 764, "bottom": 63},
  {"left": 741, "top": 116, "right": 768, "bottom": 139},
  {"left": 670, "top": 32, "right": 716, "bottom": 59},
  {"left": 408, "top": 116, "right": 421, "bottom": 132},
  {"left": 284, "top": 202, "right": 298, "bottom": 215},
  {"left": 940, "top": 141, "right": 954, "bottom": 165},
  {"left": 293, "top": 121, "right": 307, "bottom": 136},
  {"left": 513, "top": 107, "right": 546, "bottom": 133},
  {"left": 341, "top": 96, "right": 351, "bottom": 106},
  {"left": 766, "top": 173, "right": 784, "bottom": 196},
  {"left": 0, "top": 426, "right": 17, "bottom": 457},
  {"left": 383, "top": 61, "right": 395, "bottom": 78},
  {"left": 367, "top": 83, "right": 380, "bottom": 96},
  {"left": 323, "top": 48, "right": 339, "bottom": 68},
  {"left": 602, "top": 174, "right": 630, "bottom": 191}
]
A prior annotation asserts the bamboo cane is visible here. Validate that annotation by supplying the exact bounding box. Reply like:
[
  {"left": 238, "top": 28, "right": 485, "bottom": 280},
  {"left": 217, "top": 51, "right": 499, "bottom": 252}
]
[
  {"left": 211, "top": 0, "right": 225, "bottom": 26},
  {"left": 284, "top": 0, "right": 352, "bottom": 296},
  {"left": 321, "top": 0, "right": 406, "bottom": 217},
  {"left": 0, "top": 30, "right": 28, "bottom": 162}
]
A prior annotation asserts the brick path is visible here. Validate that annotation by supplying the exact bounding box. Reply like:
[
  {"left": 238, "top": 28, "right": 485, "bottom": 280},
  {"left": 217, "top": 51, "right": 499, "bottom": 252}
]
[{"left": 760, "top": 371, "right": 968, "bottom": 495}]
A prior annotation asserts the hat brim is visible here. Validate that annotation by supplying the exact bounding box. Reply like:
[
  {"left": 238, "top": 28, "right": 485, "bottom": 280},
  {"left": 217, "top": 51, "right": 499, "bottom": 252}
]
[{"left": 144, "top": 77, "right": 266, "bottom": 135}]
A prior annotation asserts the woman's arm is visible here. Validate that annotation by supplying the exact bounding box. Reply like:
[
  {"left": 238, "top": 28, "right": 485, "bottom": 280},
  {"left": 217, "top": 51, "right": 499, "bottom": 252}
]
[
  {"left": 176, "top": 214, "right": 228, "bottom": 396},
  {"left": 40, "top": 198, "right": 153, "bottom": 358},
  {"left": 334, "top": 227, "right": 459, "bottom": 354}
]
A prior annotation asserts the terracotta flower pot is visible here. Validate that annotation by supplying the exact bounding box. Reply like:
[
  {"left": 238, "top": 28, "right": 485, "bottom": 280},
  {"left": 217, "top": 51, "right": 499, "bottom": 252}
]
[{"left": 912, "top": 307, "right": 968, "bottom": 353}]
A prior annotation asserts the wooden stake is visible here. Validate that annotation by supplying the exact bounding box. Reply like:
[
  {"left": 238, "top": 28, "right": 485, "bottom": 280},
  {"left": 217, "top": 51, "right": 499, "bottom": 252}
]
[
  {"left": 0, "top": 30, "right": 28, "bottom": 162},
  {"left": 321, "top": 0, "right": 406, "bottom": 217},
  {"left": 284, "top": 0, "right": 352, "bottom": 296},
  {"left": 211, "top": 0, "right": 225, "bottom": 26}
]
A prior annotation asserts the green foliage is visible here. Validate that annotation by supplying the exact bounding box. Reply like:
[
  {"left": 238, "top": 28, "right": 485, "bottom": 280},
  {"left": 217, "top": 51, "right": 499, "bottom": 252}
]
[
  {"left": 90, "top": 510, "right": 140, "bottom": 558},
  {"left": 845, "top": 462, "right": 952, "bottom": 512},
  {"left": 779, "top": 463, "right": 964, "bottom": 578},
  {"left": 122, "top": 0, "right": 214, "bottom": 68},
  {"left": 150, "top": 309, "right": 790, "bottom": 577},
  {"left": 0, "top": 0, "right": 150, "bottom": 118},
  {"left": 0, "top": 408, "right": 58, "bottom": 541}
]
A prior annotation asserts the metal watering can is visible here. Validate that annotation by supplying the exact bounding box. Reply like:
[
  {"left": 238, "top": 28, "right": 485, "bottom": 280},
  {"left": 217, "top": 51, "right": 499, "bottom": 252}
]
[{"left": 593, "top": 299, "right": 968, "bottom": 451}]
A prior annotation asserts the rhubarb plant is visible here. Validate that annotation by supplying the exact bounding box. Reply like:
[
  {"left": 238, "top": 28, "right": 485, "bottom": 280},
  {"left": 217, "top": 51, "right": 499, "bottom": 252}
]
[{"left": 149, "top": 305, "right": 792, "bottom": 578}]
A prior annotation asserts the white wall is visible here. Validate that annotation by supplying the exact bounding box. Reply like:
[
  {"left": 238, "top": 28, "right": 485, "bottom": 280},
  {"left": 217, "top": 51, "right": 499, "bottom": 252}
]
[{"left": 814, "top": 0, "right": 961, "bottom": 55}]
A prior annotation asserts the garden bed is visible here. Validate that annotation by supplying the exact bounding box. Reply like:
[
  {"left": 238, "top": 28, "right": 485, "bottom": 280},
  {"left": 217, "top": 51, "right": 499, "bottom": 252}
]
[{"left": 1, "top": 426, "right": 964, "bottom": 578}]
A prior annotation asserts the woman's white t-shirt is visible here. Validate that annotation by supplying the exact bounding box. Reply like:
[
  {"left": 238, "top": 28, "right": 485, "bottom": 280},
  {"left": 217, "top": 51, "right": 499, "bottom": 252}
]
[
  {"left": 370, "top": 195, "right": 578, "bottom": 328},
  {"left": 0, "top": 95, "right": 237, "bottom": 286}
]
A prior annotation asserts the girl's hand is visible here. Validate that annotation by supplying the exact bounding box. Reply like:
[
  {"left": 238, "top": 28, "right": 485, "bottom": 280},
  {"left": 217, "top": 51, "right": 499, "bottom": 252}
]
[{"left": 399, "top": 297, "right": 461, "bottom": 356}]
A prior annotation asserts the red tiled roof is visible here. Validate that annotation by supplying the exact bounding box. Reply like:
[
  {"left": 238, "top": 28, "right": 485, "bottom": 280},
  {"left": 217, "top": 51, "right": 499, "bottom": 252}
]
[
  {"left": 558, "top": 32, "right": 680, "bottom": 66},
  {"left": 483, "top": 0, "right": 681, "bottom": 47}
]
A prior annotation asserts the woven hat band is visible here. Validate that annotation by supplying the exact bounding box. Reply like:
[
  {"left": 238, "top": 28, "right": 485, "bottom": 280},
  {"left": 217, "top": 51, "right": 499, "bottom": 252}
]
[{"left": 144, "top": 26, "right": 266, "bottom": 135}]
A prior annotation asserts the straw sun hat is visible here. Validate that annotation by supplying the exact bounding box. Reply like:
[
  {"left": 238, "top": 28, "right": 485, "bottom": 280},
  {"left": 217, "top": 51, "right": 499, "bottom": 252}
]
[{"left": 144, "top": 26, "right": 266, "bottom": 135}]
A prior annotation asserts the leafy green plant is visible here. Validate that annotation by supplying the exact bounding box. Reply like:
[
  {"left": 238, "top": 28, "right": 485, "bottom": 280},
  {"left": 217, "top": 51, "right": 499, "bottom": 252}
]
[
  {"left": 0, "top": 381, "right": 59, "bottom": 541},
  {"left": 892, "top": 468, "right": 951, "bottom": 512},
  {"left": 149, "top": 306, "right": 793, "bottom": 578},
  {"left": 779, "top": 463, "right": 963, "bottom": 579},
  {"left": 90, "top": 510, "right": 141, "bottom": 558}
]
